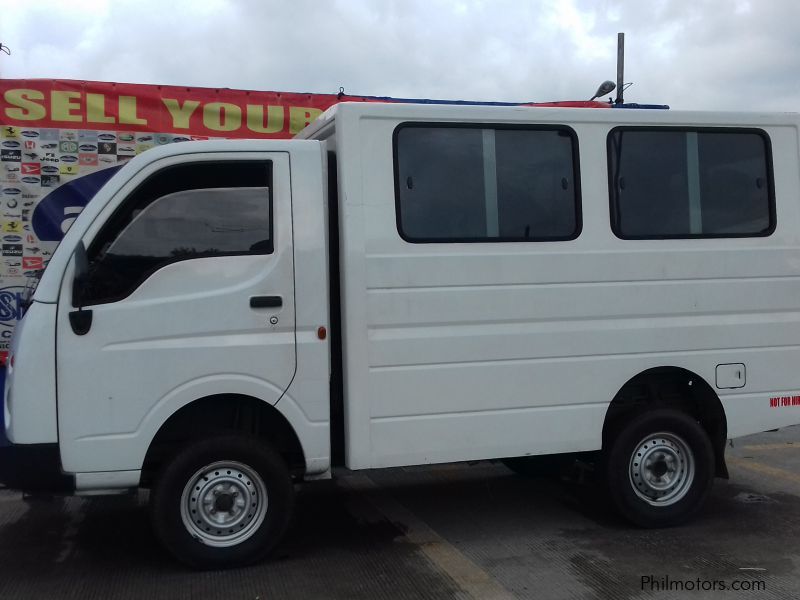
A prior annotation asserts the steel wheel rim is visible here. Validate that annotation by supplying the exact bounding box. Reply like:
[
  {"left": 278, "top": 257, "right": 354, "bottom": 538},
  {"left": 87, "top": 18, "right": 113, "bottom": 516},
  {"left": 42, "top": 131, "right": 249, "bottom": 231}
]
[
  {"left": 180, "top": 460, "right": 268, "bottom": 547},
  {"left": 629, "top": 432, "right": 695, "bottom": 506}
]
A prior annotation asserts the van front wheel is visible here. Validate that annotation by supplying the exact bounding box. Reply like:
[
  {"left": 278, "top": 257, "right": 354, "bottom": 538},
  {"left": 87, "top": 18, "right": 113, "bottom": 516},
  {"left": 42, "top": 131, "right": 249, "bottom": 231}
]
[
  {"left": 604, "top": 409, "right": 714, "bottom": 528},
  {"left": 150, "top": 435, "right": 293, "bottom": 569}
]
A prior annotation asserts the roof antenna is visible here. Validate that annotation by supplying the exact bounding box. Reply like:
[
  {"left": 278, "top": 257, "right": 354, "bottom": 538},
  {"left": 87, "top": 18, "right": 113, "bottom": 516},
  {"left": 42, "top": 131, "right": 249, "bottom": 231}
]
[
  {"left": 615, "top": 32, "right": 625, "bottom": 104},
  {"left": 0, "top": 43, "right": 10, "bottom": 56}
]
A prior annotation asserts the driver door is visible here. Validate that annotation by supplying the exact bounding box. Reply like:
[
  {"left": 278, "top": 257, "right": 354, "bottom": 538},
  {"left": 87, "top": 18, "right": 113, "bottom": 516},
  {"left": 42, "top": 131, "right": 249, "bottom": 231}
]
[{"left": 56, "top": 153, "right": 296, "bottom": 474}]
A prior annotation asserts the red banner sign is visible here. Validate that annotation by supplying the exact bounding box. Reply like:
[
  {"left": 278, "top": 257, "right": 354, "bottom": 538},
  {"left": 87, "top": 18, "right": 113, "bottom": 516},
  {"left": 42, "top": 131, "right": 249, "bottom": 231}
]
[
  {"left": 0, "top": 79, "right": 610, "bottom": 140},
  {"left": 0, "top": 80, "right": 385, "bottom": 139}
]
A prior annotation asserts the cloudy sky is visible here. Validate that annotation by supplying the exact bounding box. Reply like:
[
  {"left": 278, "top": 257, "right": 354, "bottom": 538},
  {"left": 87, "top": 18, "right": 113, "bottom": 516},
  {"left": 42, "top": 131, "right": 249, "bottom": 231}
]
[{"left": 1, "top": 0, "right": 798, "bottom": 111}]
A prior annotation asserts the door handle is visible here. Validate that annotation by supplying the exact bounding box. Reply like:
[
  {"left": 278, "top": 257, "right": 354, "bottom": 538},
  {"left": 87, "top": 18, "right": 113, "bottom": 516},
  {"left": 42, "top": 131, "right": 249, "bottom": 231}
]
[{"left": 250, "top": 295, "right": 282, "bottom": 308}]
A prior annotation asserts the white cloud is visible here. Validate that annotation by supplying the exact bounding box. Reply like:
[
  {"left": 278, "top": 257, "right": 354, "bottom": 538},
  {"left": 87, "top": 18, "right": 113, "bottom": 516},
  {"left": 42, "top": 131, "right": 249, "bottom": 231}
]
[{"left": 0, "top": 0, "right": 798, "bottom": 110}]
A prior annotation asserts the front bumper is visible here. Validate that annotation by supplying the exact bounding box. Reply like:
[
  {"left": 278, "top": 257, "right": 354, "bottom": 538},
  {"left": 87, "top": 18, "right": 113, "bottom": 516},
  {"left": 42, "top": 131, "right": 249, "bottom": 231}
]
[{"left": 0, "top": 443, "right": 74, "bottom": 493}]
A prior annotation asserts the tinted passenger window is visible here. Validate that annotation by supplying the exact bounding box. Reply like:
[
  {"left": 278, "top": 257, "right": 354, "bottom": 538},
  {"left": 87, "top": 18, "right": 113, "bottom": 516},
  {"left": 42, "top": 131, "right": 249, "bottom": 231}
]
[
  {"left": 84, "top": 161, "right": 271, "bottom": 305},
  {"left": 395, "top": 125, "right": 580, "bottom": 242},
  {"left": 608, "top": 129, "right": 773, "bottom": 238}
]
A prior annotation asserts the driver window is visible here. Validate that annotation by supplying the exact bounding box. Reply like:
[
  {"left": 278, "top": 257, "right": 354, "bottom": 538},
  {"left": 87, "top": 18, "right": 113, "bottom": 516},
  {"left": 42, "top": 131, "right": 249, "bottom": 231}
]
[{"left": 84, "top": 161, "right": 271, "bottom": 306}]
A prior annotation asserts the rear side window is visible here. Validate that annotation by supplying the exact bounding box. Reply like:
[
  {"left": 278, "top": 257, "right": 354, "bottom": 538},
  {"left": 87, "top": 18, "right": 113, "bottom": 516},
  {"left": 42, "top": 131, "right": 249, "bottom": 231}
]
[
  {"left": 608, "top": 128, "right": 774, "bottom": 238},
  {"left": 84, "top": 161, "right": 271, "bottom": 305},
  {"left": 394, "top": 124, "right": 581, "bottom": 242}
]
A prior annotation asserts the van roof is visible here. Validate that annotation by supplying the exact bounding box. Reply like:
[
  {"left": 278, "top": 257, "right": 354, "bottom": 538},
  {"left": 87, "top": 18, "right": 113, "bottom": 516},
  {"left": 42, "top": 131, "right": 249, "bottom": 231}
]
[{"left": 297, "top": 101, "right": 800, "bottom": 139}]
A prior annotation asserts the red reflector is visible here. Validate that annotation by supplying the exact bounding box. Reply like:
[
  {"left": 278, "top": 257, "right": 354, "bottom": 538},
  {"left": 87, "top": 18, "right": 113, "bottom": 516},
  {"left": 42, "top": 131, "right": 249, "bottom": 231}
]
[{"left": 317, "top": 326, "right": 327, "bottom": 340}]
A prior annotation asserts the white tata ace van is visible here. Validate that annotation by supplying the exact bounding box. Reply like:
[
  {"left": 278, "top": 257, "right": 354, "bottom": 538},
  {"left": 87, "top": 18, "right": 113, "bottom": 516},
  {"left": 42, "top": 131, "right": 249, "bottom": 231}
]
[{"left": 3, "top": 102, "right": 800, "bottom": 568}]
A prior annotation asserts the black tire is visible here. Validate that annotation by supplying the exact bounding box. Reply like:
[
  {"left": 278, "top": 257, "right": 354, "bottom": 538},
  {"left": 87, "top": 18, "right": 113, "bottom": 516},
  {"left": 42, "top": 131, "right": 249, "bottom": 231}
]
[
  {"left": 604, "top": 409, "right": 714, "bottom": 528},
  {"left": 502, "top": 454, "right": 570, "bottom": 478},
  {"left": 150, "top": 435, "right": 294, "bottom": 569}
]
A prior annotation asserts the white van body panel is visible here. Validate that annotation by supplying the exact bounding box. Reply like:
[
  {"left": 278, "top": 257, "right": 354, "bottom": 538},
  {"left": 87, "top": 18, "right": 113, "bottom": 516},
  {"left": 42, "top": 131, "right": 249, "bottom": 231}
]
[
  {"left": 3, "top": 301, "right": 58, "bottom": 444},
  {"left": 298, "top": 103, "right": 800, "bottom": 469},
  {"left": 279, "top": 141, "right": 332, "bottom": 475}
]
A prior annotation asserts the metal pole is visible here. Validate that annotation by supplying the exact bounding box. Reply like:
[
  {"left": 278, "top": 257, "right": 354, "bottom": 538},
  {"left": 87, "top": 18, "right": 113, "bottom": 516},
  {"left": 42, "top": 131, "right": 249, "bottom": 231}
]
[
  {"left": 0, "top": 43, "right": 10, "bottom": 79},
  {"left": 615, "top": 32, "right": 625, "bottom": 105}
]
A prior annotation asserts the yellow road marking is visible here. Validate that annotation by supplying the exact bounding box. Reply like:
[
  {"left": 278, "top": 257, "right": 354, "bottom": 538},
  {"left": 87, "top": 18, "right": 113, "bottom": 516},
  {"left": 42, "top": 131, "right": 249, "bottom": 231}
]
[
  {"left": 727, "top": 457, "right": 800, "bottom": 485},
  {"left": 741, "top": 443, "right": 797, "bottom": 452},
  {"left": 339, "top": 473, "right": 516, "bottom": 600}
]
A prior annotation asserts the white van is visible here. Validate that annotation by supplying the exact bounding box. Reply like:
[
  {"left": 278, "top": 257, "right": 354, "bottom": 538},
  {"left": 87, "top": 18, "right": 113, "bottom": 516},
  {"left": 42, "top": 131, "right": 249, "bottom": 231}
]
[{"left": 3, "top": 102, "right": 800, "bottom": 568}]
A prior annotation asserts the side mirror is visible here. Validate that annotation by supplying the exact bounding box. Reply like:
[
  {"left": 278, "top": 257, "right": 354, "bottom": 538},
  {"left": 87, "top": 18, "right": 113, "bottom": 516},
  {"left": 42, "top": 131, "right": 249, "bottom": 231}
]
[
  {"left": 69, "top": 241, "right": 93, "bottom": 335},
  {"left": 72, "top": 241, "right": 89, "bottom": 308}
]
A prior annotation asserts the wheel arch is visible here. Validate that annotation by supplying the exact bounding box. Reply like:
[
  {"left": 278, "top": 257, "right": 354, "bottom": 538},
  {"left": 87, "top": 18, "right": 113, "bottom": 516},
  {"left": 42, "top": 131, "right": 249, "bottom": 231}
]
[
  {"left": 141, "top": 394, "right": 307, "bottom": 486},
  {"left": 602, "top": 366, "right": 728, "bottom": 478}
]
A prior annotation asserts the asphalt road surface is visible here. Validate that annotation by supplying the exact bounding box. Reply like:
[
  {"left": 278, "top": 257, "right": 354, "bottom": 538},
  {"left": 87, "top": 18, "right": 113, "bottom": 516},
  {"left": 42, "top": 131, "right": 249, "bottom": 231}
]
[{"left": 0, "top": 426, "right": 798, "bottom": 599}]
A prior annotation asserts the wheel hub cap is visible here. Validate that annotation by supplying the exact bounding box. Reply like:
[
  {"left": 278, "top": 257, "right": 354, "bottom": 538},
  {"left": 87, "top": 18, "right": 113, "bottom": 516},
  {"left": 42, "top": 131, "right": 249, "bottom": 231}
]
[
  {"left": 180, "top": 461, "right": 268, "bottom": 547},
  {"left": 629, "top": 432, "right": 695, "bottom": 506}
]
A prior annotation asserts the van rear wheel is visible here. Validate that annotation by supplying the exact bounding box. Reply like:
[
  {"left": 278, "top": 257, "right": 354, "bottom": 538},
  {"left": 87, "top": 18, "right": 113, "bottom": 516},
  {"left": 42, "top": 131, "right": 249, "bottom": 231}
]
[
  {"left": 150, "top": 435, "right": 293, "bottom": 569},
  {"left": 604, "top": 409, "right": 714, "bottom": 527}
]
